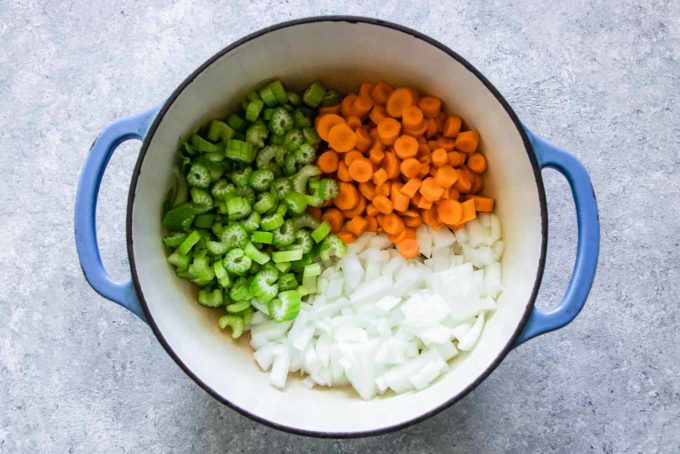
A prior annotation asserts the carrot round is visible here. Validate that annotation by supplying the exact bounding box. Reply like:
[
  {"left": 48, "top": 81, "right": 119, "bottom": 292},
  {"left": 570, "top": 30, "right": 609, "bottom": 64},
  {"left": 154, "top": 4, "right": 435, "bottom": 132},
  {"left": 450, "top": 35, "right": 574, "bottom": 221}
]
[
  {"left": 318, "top": 104, "right": 341, "bottom": 115},
  {"left": 346, "top": 115, "right": 362, "bottom": 130},
  {"left": 418, "top": 162, "right": 431, "bottom": 178},
  {"left": 394, "top": 135, "right": 418, "bottom": 159},
  {"left": 437, "top": 137, "right": 455, "bottom": 151},
  {"left": 391, "top": 186, "right": 410, "bottom": 212},
  {"left": 316, "top": 114, "right": 345, "bottom": 142},
  {"left": 468, "top": 195, "right": 495, "bottom": 212},
  {"left": 346, "top": 215, "right": 368, "bottom": 237},
  {"left": 317, "top": 150, "right": 339, "bottom": 173},
  {"left": 351, "top": 96, "right": 374, "bottom": 119},
  {"left": 400, "top": 157, "right": 421, "bottom": 179},
  {"left": 448, "top": 151, "right": 466, "bottom": 167},
  {"left": 342, "top": 195, "right": 366, "bottom": 218},
  {"left": 355, "top": 127, "right": 372, "bottom": 152},
  {"left": 420, "top": 177, "right": 445, "bottom": 201},
  {"left": 397, "top": 238, "right": 419, "bottom": 258},
  {"left": 371, "top": 81, "right": 394, "bottom": 106},
  {"left": 372, "top": 167, "right": 388, "bottom": 186},
  {"left": 341, "top": 94, "right": 357, "bottom": 118},
  {"left": 359, "top": 82, "right": 374, "bottom": 99},
  {"left": 422, "top": 206, "right": 443, "bottom": 230},
  {"left": 417, "top": 143, "right": 431, "bottom": 157},
  {"left": 434, "top": 165, "right": 459, "bottom": 189},
  {"left": 381, "top": 213, "right": 404, "bottom": 235},
  {"left": 369, "top": 105, "right": 388, "bottom": 125},
  {"left": 358, "top": 181, "right": 377, "bottom": 200},
  {"left": 386, "top": 87, "right": 415, "bottom": 118},
  {"left": 425, "top": 118, "right": 438, "bottom": 138},
  {"left": 307, "top": 206, "right": 322, "bottom": 219},
  {"left": 459, "top": 199, "right": 477, "bottom": 224},
  {"left": 334, "top": 182, "right": 359, "bottom": 210},
  {"left": 454, "top": 175, "right": 472, "bottom": 193},
  {"left": 365, "top": 215, "right": 379, "bottom": 232},
  {"left": 366, "top": 203, "right": 379, "bottom": 217},
  {"left": 349, "top": 158, "right": 374, "bottom": 183},
  {"left": 372, "top": 195, "right": 393, "bottom": 215},
  {"left": 343, "top": 150, "right": 363, "bottom": 167},
  {"left": 400, "top": 177, "right": 422, "bottom": 198},
  {"left": 402, "top": 105, "right": 424, "bottom": 129},
  {"left": 467, "top": 153, "right": 487, "bottom": 173},
  {"left": 455, "top": 130, "right": 479, "bottom": 153},
  {"left": 390, "top": 227, "right": 416, "bottom": 244},
  {"left": 437, "top": 199, "right": 463, "bottom": 225},
  {"left": 377, "top": 118, "right": 401, "bottom": 145},
  {"left": 376, "top": 182, "right": 391, "bottom": 197},
  {"left": 443, "top": 116, "right": 462, "bottom": 138},
  {"left": 328, "top": 123, "right": 357, "bottom": 153},
  {"left": 369, "top": 146, "right": 385, "bottom": 165},
  {"left": 470, "top": 173, "right": 484, "bottom": 194},
  {"left": 381, "top": 152, "right": 401, "bottom": 179},
  {"left": 435, "top": 111, "right": 447, "bottom": 133},
  {"left": 336, "top": 160, "right": 352, "bottom": 182},
  {"left": 418, "top": 96, "right": 442, "bottom": 118},
  {"left": 336, "top": 231, "right": 357, "bottom": 244},
  {"left": 403, "top": 120, "right": 428, "bottom": 138},
  {"left": 404, "top": 214, "right": 422, "bottom": 228},
  {"left": 321, "top": 208, "right": 345, "bottom": 233},
  {"left": 431, "top": 148, "right": 448, "bottom": 167}
]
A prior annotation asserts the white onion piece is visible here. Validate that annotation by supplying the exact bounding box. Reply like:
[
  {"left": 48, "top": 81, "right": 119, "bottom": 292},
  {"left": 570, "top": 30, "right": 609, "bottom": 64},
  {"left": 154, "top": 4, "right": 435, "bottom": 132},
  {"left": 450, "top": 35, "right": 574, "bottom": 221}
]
[{"left": 458, "top": 312, "right": 485, "bottom": 351}]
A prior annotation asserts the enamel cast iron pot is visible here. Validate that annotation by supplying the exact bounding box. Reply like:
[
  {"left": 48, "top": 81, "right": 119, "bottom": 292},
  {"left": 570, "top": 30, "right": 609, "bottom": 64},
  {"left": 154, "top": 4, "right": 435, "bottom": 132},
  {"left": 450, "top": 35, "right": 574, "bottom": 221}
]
[{"left": 75, "top": 17, "right": 600, "bottom": 437}]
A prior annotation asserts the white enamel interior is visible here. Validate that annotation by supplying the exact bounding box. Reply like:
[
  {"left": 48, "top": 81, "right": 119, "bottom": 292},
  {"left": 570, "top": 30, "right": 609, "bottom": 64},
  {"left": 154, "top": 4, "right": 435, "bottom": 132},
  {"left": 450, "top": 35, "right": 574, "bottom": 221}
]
[{"left": 129, "top": 20, "right": 544, "bottom": 434}]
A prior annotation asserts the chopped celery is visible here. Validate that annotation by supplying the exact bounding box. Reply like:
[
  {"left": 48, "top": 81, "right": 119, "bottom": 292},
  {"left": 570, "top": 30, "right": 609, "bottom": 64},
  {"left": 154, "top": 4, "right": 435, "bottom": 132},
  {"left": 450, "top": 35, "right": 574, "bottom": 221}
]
[
  {"left": 272, "top": 249, "right": 303, "bottom": 263},
  {"left": 244, "top": 242, "right": 270, "bottom": 265},
  {"left": 251, "top": 231, "right": 273, "bottom": 244},
  {"left": 311, "top": 220, "right": 332, "bottom": 243}
]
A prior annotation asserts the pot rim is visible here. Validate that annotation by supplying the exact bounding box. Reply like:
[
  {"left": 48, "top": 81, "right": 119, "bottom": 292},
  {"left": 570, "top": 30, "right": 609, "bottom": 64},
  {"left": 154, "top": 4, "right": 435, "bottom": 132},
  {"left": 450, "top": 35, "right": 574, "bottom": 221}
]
[{"left": 126, "top": 15, "right": 548, "bottom": 438}]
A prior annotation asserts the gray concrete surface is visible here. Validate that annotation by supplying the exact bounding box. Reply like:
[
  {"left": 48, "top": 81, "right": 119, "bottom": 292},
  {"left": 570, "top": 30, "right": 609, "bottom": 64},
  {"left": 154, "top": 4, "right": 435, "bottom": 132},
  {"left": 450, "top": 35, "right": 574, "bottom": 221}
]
[{"left": 1, "top": 0, "right": 678, "bottom": 452}]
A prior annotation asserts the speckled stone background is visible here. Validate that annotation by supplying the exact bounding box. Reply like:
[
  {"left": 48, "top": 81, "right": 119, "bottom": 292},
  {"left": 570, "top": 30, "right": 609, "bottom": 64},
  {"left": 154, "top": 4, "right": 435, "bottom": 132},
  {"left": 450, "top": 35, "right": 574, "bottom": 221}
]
[{"left": 1, "top": 0, "right": 678, "bottom": 452}]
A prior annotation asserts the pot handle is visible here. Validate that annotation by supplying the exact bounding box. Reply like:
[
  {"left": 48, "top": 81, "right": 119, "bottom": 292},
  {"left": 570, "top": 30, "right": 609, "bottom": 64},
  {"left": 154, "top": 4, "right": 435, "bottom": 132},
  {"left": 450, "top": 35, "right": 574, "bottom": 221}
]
[
  {"left": 514, "top": 129, "right": 600, "bottom": 345},
  {"left": 74, "top": 105, "right": 161, "bottom": 322}
]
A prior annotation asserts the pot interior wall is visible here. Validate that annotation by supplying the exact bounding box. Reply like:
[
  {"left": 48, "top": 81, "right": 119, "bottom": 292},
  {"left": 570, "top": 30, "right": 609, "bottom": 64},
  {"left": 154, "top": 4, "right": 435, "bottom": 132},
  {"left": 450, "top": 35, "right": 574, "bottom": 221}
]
[{"left": 130, "top": 20, "right": 544, "bottom": 434}]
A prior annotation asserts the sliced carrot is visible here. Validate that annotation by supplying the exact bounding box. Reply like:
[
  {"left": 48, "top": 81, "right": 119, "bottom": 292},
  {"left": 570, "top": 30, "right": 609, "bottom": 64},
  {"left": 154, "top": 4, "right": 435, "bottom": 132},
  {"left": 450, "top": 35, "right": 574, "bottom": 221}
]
[
  {"left": 400, "top": 157, "right": 421, "bottom": 179},
  {"left": 381, "top": 213, "right": 405, "bottom": 235},
  {"left": 448, "top": 151, "right": 466, "bottom": 167},
  {"left": 455, "top": 130, "right": 480, "bottom": 153},
  {"left": 351, "top": 95, "right": 374, "bottom": 119},
  {"left": 377, "top": 117, "right": 401, "bottom": 145},
  {"left": 434, "top": 165, "right": 459, "bottom": 189},
  {"left": 369, "top": 105, "right": 388, "bottom": 125},
  {"left": 381, "top": 152, "right": 400, "bottom": 179},
  {"left": 342, "top": 195, "right": 367, "bottom": 218},
  {"left": 431, "top": 148, "right": 448, "bottom": 167},
  {"left": 422, "top": 206, "right": 443, "bottom": 230},
  {"left": 334, "top": 182, "right": 359, "bottom": 210},
  {"left": 429, "top": 166, "right": 438, "bottom": 177},
  {"left": 412, "top": 192, "right": 422, "bottom": 207},
  {"left": 369, "top": 146, "right": 385, "bottom": 165},
  {"left": 442, "top": 116, "right": 462, "bottom": 138},
  {"left": 470, "top": 173, "right": 484, "bottom": 194},
  {"left": 427, "top": 140, "right": 439, "bottom": 150},
  {"left": 336, "top": 160, "right": 352, "bottom": 182},
  {"left": 368, "top": 126, "right": 379, "bottom": 142},
  {"left": 425, "top": 118, "right": 438, "bottom": 138},
  {"left": 403, "top": 121, "right": 428, "bottom": 138},
  {"left": 317, "top": 104, "right": 341, "bottom": 115},
  {"left": 359, "top": 82, "right": 374, "bottom": 99},
  {"left": 454, "top": 175, "right": 472, "bottom": 193},
  {"left": 342, "top": 150, "right": 363, "bottom": 167},
  {"left": 404, "top": 214, "right": 422, "bottom": 228},
  {"left": 372, "top": 195, "right": 394, "bottom": 214},
  {"left": 365, "top": 215, "right": 379, "bottom": 232},
  {"left": 391, "top": 186, "right": 410, "bottom": 212},
  {"left": 394, "top": 135, "right": 418, "bottom": 159},
  {"left": 437, "top": 137, "right": 456, "bottom": 151},
  {"left": 467, "top": 153, "right": 487, "bottom": 173},
  {"left": 328, "top": 123, "right": 357, "bottom": 153},
  {"left": 348, "top": 158, "right": 373, "bottom": 183},
  {"left": 346, "top": 216, "right": 368, "bottom": 237},
  {"left": 358, "top": 181, "right": 377, "bottom": 200},
  {"left": 386, "top": 87, "right": 415, "bottom": 118},
  {"left": 397, "top": 238, "right": 420, "bottom": 258},
  {"left": 418, "top": 162, "right": 430, "bottom": 178},
  {"left": 435, "top": 111, "right": 447, "bottom": 133},
  {"left": 417, "top": 143, "right": 431, "bottom": 157},
  {"left": 321, "top": 208, "right": 345, "bottom": 233},
  {"left": 340, "top": 93, "right": 357, "bottom": 118},
  {"left": 418, "top": 96, "right": 442, "bottom": 118},
  {"left": 366, "top": 203, "right": 379, "bottom": 217},
  {"left": 400, "top": 177, "right": 422, "bottom": 198},
  {"left": 355, "top": 127, "right": 372, "bottom": 152},
  {"left": 372, "top": 167, "right": 388, "bottom": 186},
  {"left": 376, "top": 182, "right": 391, "bottom": 197},
  {"left": 420, "top": 177, "right": 445, "bottom": 201},
  {"left": 315, "top": 114, "right": 345, "bottom": 142},
  {"left": 460, "top": 199, "right": 477, "bottom": 223},
  {"left": 346, "top": 115, "right": 362, "bottom": 130},
  {"left": 468, "top": 194, "right": 495, "bottom": 212},
  {"left": 437, "top": 199, "right": 463, "bottom": 225},
  {"left": 402, "top": 105, "right": 424, "bottom": 129},
  {"left": 417, "top": 197, "right": 433, "bottom": 209},
  {"left": 390, "top": 227, "right": 416, "bottom": 244},
  {"left": 337, "top": 231, "right": 357, "bottom": 244},
  {"left": 317, "top": 150, "right": 339, "bottom": 173},
  {"left": 306, "top": 206, "right": 322, "bottom": 219},
  {"left": 371, "top": 81, "right": 394, "bottom": 106}
]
